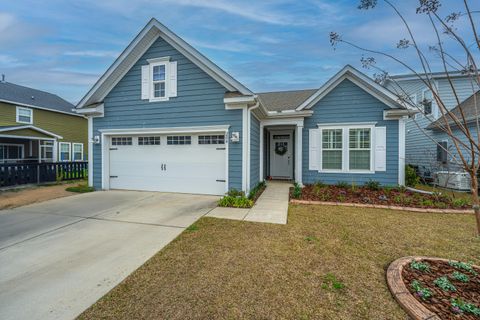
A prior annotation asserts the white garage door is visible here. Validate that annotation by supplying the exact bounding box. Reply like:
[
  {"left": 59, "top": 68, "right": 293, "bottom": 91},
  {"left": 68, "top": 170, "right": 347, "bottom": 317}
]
[{"left": 108, "top": 133, "right": 227, "bottom": 195}]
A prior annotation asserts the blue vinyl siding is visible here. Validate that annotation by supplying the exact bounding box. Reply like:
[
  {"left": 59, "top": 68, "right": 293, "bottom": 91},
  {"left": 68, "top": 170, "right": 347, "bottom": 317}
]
[
  {"left": 385, "top": 77, "right": 478, "bottom": 174},
  {"left": 302, "top": 79, "right": 400, "bottom": 186},
  {"left": 250, "top": 113, "right": 260, "bottom": 189},
  {"left": 92, "top": 36, "right": 243, "bottom": 190}
]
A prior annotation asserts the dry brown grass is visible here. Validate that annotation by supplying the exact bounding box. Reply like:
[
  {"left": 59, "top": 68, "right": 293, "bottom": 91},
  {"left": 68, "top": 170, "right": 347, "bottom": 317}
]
[
  {"left": 0, "top": 182, "right": 79, "bottom": 210},
  {"left": 79, "top": 205, "right": 480, "bottom": 320}
]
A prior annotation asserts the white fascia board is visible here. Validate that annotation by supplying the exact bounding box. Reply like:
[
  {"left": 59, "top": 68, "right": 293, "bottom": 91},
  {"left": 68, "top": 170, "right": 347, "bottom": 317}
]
[
  {"left": 223, "top": 95, "right": 256, "bottom": 104},
  {"left": 98, "top": 125, "right": 230, "bottom": 135},
  {"left": 0, "top": 125, "right": 63, "bottom": 139},
  {"left": 266, "top": 110, "right": 313, "bottom": 118},
  {"left": 296, "top": 65, "right": 404, "bottom": 111},
  {"left": 75, "top": 103, "right": 104, "bottom": 116},
  {"left": 78, "top": 18, "right": 252, "bottom": 109},
  {"left": 383, "top": 109, "right": 418, "bottom": 120},
  {"left": 261, "top": 117, "right": 305, "bottom": 127}
]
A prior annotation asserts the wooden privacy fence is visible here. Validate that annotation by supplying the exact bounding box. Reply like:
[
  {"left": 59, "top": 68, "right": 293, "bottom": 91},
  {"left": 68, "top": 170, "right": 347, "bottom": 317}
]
[{"left": 0, "top": 162, "right": 88, "bottom": 188}]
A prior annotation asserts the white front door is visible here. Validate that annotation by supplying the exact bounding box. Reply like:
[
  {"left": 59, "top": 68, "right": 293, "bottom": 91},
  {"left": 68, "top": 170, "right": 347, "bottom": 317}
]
[
  {"left": 108, "top": 133, "right": 227, "bottom": 195},
  {"left": 270, "top": 131, "right": 293, "bottom": 179}
]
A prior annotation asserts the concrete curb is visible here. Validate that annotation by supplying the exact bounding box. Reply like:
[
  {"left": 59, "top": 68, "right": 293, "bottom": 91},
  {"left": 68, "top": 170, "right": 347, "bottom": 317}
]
[
  {"left": 289, "top": 199, "right": 473, "bottom": 214},
  {"left": 386, "top": 256, "right": 441, "bottom": 320},
  {"left": 386, "top": 257, "right": 480, "bottom": 320}
]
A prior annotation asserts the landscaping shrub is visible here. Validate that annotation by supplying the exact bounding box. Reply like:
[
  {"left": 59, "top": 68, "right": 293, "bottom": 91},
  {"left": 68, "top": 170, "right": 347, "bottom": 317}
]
[
  {"left": 218, "top": 195, "right": 253, "bottom": 208},
  {"left": 292, "top": 182, "right": 302, "bottom": 199},
  {"left": 405, "top": 165, "right": 420, "bottom": 187},
  {"left": 364, "top": 179, "right": 380, "bottom": 191},
  {"left": 248, "top": 181, "right": 266, "bottom": 200},
  {"left": 227, "top": 189, "right": 244, "bottom": 197},
  {"left": 336, "top": 181, "right": 349, "bottom": 188}
]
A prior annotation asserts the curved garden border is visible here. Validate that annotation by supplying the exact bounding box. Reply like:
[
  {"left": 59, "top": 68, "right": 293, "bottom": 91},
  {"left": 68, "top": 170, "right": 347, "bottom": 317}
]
[
  {"left": 290, "top": 199, "right": 474, "bottom": 214},
  {"left": 386, "top": 256, "right": 480, "bottom": 320}
]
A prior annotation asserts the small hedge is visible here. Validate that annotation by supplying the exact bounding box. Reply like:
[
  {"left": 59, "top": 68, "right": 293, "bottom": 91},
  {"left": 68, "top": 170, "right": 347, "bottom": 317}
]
[
  {"left": 65, "top": 184, "right": 95, "bottom": 193},
  {"left": 218, "top": 181, "right": 266, "bottom": 209}
]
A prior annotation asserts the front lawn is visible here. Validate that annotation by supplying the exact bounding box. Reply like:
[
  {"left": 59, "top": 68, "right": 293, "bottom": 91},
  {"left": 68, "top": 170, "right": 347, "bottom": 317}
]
[{"left": 79, "top": 205, "right": 479, "bottom": 320}]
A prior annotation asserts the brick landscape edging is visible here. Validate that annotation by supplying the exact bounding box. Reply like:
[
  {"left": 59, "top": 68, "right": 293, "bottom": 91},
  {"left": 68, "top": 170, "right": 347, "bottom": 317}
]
[
  {"left": 386, "top": 256, "right": 441, "bottom": 320},
  {"left": 289, "top": 199, "right": 473, "bottom": 214}
]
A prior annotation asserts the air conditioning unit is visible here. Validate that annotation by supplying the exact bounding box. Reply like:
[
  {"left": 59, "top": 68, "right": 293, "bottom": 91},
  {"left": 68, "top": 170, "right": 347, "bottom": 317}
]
[{"left": 434, "top": 171, "right": 471, "bottom": 191}]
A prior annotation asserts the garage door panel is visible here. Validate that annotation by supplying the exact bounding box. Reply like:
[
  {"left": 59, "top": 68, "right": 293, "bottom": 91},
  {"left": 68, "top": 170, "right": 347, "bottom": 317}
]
[{"left": 109, "top": 134, "right": 226, "bottom": 195}]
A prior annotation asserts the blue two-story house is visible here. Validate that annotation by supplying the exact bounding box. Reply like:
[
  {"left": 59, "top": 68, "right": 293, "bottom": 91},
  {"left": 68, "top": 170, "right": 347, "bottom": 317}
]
[
  {"left": 384, "top": 72, "right": 479, "bottom": 180},
  {"left": 76, "top": 18, "right": 413, "bottom": 195}
]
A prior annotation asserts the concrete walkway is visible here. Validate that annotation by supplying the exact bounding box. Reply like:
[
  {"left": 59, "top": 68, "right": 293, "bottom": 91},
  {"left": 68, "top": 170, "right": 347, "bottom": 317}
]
[{"left": 207, "top": 181, "right": 291, "bottom": 224}]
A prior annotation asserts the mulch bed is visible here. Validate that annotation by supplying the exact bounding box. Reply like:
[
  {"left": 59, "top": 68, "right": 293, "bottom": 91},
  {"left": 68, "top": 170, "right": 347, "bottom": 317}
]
[
  {"left": 293, "top": 184, "right": 470, "bottom": 210},
  {"left": 249, "top": 183, "right": 266, "bottom": 203},
  {"left": 403, "top": 259, "right": 480, "bottom": 319}
]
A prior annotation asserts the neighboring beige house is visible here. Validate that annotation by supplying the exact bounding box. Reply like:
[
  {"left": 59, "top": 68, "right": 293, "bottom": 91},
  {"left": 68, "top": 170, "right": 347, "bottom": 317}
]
[{"left": 0, "top": 78, "right": 87, "bottom": 163}]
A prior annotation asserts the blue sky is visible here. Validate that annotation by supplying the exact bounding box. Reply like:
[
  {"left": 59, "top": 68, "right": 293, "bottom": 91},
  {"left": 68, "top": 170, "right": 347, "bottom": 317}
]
[{"left": 0, "top": 0, "right": 478, "bottom": 103}]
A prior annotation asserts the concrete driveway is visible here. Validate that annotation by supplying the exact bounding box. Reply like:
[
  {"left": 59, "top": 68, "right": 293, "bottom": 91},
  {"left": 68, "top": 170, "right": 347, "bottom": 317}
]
[{"left": 0, "top": 190, "right": 218, "bottom": 320}]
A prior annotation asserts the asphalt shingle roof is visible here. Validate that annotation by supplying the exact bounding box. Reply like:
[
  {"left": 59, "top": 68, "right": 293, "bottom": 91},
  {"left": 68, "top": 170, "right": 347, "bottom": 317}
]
[
  {"left": 0, "top": 81, "right": 76, "bottom": 115},
  {"left": 257, "top": 89, "right": 317, "bottom": 112},
  {"left": 428, "top": 90, "right": 480, "bottom": 130}
]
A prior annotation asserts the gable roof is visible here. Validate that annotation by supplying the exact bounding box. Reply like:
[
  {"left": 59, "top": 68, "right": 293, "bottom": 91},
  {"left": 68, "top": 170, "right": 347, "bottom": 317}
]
[
  {"left": 0, "top": 81, "right": 77, "bottom": 116},
  {"left": 296, "top": 65, "right": 406, "bottom": 111},
  {"left": 0, "top": 125, "right": 63, "bottom": 139},
  {"left": 427, "top": 90, "right": 480, "bottom": 130},
  {"left": 257, "top": 89, "right": 317, "bottom": 112},
  {"left": 77, "top": 18, "right": 253, "bottom": 109}
]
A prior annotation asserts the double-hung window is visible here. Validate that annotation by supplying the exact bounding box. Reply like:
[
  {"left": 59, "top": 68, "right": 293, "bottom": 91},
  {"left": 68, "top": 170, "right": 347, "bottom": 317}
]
[
  {"left": 349, "top": 128, "right": 371, "bottom": 170},
  {"left": 422, "top": 89, "right": 433, "bottom": 115},
  {"left": 73, "top": 143, "right": 83, "bottom": 161},
  {"left": 321, "top": 129, "right": 343, "bottom": 170},
  {"left": 40, "top": 141, "right": 54, "bottom": 162},
  {"left": 16, "top": 106, "right": 33, "bottom": 124},
  {"left": 318, "top": 125, "right": 375, "bottom": 173},
  {"left": 59, "top": 142, "right": 71, "bottom": 162},
  {"left": 151, "top": 63, "right": 167, "bottom": 100}
]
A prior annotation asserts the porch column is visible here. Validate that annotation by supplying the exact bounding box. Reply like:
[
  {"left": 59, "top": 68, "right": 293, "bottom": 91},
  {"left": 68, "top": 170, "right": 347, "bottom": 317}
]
[
  {"left": 295, "top": 124, "right": 303, "bottom": 185},
  {"left": 53, "top": 139, "right": 58, "bottom": 162},
  {"left": 259, "top": 123, "right": 264, "bottom": 181}
]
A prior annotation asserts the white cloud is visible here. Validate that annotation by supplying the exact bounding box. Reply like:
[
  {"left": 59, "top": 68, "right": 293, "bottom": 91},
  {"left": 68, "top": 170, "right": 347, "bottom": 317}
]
[
  {"left": 0, "top": 54, "right": 25, "bottom": 67},
  {"left": 64, "top": 50, "right": 119, "bottom": 58}
]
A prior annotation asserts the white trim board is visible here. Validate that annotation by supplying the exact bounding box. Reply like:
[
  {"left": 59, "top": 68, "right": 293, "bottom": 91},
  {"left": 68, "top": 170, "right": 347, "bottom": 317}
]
[
  {"left": 0, "top": 125, "right": 63, "bottom": 139},
  {"left": 297, "top": 65, "right": 405, "bottom": 111},
  {"left": 77, "top": 18, "right": 252, "bottom": 109},
  {"left": 398, "top": 117, "right": 406, "bottom": 186},
  {"left": 98, "top": 125, "right": 230, "bottom": 135}
]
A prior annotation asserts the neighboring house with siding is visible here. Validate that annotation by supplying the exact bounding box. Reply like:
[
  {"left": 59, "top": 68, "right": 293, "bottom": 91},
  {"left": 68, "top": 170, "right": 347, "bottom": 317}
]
[
  {"left": 76, "top": 18, "right": 413, "bottom": 195},
  {"left": 0, "top": 80, "right": 87, "bottom": 164},
  {"left": 384, "top": 73, "right": 479, "bottom": 179}
]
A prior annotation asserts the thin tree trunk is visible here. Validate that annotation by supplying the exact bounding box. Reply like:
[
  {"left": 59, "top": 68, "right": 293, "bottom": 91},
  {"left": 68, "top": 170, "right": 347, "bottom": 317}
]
[{"left": 471, "top": 173, "right": 480, "bottom": 237}]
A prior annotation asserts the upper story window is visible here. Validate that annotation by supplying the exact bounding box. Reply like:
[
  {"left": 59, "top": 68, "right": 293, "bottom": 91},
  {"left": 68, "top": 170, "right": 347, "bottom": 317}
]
[
  {"left": 152, "top": 63, "right": 166, "bottom": 99},
  {"left": 141, "top": 57, "right": 177, "bottom": 102},
  {"left": 16, "top": 106, "right": 33, "bottom": 124},
  {"left": 422, "top": 89, "right": 433, "bottom": 115}
]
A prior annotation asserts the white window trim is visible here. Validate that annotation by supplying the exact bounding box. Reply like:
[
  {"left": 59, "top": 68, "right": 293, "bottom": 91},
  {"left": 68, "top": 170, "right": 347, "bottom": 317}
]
[
  {"left": 318, "top": 123, "right": 375, "bottom": 174},
  {"left": 59, "top": 142, "right": 71, "bottom": 162},
  {"left": 149, "top": 60, "right": 169, "bottom": 102},
  {"left": 16, "top": 106, "right": 33, "bottom": 124},
  {"left": 72, "top": 143, "right": 84, "bottom": 161},
  {"left": 421, "top": 87, "right": 438, "bottom": 118}
]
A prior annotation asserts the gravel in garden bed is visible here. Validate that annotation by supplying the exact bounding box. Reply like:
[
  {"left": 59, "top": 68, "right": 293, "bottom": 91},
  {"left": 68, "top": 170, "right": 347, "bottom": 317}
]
[
  {"left": 403, "top": 259, "right": 480, "bottom": 319},
  {"left": 293, "top": 184, "right": 471, "bottom": 210}
]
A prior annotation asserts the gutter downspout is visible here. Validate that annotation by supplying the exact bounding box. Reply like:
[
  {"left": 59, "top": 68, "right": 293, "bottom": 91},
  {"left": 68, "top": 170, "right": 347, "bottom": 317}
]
[{"left": 246, "top": 99, "right": 259, "bottom": 193}]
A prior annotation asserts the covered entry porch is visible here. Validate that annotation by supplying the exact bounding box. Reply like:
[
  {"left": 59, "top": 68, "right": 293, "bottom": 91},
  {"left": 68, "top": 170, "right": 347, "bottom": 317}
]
[
  {"left": 259, "top": 118, "right": 304, "bottom": 184},
  {"left": 0, "top": 125, "right": 61, "bottom": 164}
]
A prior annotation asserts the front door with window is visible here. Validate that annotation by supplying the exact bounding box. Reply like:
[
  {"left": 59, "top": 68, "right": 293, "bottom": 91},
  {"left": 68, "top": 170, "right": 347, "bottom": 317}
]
[{"left": 270, "top": 131, "right": 293, "bottom": 179}]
